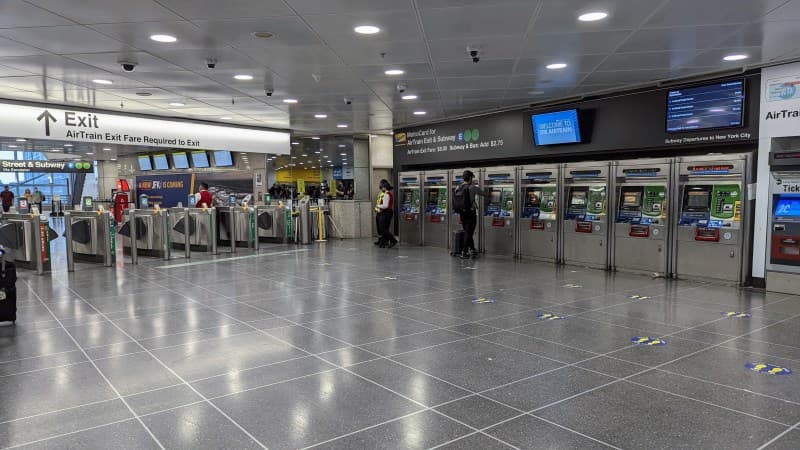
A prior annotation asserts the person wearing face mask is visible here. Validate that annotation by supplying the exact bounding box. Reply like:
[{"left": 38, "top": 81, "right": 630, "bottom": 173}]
[{"left": 374, "top": 179, "right": 398, "bottom": 248}]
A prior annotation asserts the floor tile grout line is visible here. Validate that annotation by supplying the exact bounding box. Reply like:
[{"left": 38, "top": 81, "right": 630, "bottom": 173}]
[
  {"left": 127, "top": 264, "right": 530, "bottom": 450},
  {"left": 2, "top": 417, "right": 140, "bottom": 450},
  {"left": 48, "top": 278, "right": 270, "bottom": 450},
  {"left": 20, "top": 278, "right": 167, "bottom": 450},
  {"left": 758, "top": 419, "right": 800, "bottom": 449}
]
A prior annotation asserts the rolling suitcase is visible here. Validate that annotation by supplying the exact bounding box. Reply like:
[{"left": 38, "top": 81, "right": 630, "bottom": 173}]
[
  {"left": 0, "top": 248, "right": 17, "bottom": 324},
  {"left": 451, "top": 230, "right": 465, "bottom": 256}
]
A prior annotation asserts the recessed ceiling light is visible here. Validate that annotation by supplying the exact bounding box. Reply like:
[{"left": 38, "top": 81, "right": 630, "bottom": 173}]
[
  {"left": 337, "top": 124, "right": 348, "bottom": 128},
  {"left": 338, "top": 144, "right": 346, "bottom": 148},
  {"left": 578, "top": 11, "right": 609, "bottom": 22},
  {"left": 323, "top": 155, "right": 329, "bottom": 158},
  {"left": 251, "top": 31, "right": 274, "bottom": 39},
  {"left": 86, "top": 152, "right": 94, "bottom": 155},
  {"left": 169, "top": 102, "right": 185, "bottom": 107},
  {"left": 354, "top": 25, "right": 381, "bottom": 35},
  {"left": 315, "top": 151, "right": 321, "bottom": 154},
  {"left": 401, "top": 94, "right": 418, "bottom": 100},
  {"left": 342, "top": 162, "right": 348, "bottom": 165},
  {"left": 15, "top": 139, "right": 26, "bottom": 142},
  {"left": 302, "top": 154, "right": 308, "bottom": 157},
  {"left": 220, "top": 116, "right": 232, "bottom": 120},
  {"left": 110, "top": 158, "right": 117, "bottom": 161},
  {"left": 385, "top": 69, "right": 404, "bottom": 76},
  {"left": 546, "top": 63, "right": 568, "bottom": 70},
  {"left": 150, "top": 34, "right": 177, "bottom": 43},
  {"left": 723, "top": 54, "right": 748, "bottom": 61},
  {"left": 283, "top": 98, "right": 298, "bottom": 104},
  {"left": 8, "top": 145, "right": 17, "bottom": 148},
  {"left": 234, "top": 74, "right": 254, "bottom": 81},
  {"left": 64, "top": 144, "right": 73, "bottom": 147},
  {"left": 340, "top": 152, "right": 347, "bottom": 155},
  {"left": 413, "top": 111, "right": 427, "bottom": 115},
  {"left": 311, "top": 137, "right": 320, "bottom": 140},
  {"left": 291, "top": 142, "right": 299, "bottom": 145},
  {"left": 314, "top": 114, "right": 328, "bottom": 119},
  {"left": 299, "top": 162, "right": 304, "bottom": 165},
  {"left": 92, "top": 79, "right": 113, "bottom": 85},
  {"left": 103, "top": 148, "right": 111, "bottom": 151}
]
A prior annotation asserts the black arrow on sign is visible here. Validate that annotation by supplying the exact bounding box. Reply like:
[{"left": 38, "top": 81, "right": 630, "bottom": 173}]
[{"left": 37, "top": 110, "right": 57, "bottom": 136}]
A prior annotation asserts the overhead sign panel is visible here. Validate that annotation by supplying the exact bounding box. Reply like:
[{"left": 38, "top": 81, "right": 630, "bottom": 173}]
[
  {"left": 0, "top": 159, "right": 93, "bottom": 173},
  {"left": 0, "top": 101, "right": 290, "bottom": 154}
]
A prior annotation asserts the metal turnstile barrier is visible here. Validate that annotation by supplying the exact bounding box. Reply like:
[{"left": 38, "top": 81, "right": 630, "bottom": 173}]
[
  {"left": 65, "top": 210, "right": 115, "bottom": 272},
  {"left": 254, "top": 204, "right": 286, "bottom": 249},
  {"left": 120, "top": 209, "right": 169, "bottom": 263},
  {"left": 0, "top": 213, "right": 54, "bottom": 274},
  {"left": 218, "top": 206, "right": 255, "bottom": 252}
]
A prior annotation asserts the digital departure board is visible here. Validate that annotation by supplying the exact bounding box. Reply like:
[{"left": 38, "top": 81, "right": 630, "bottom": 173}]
[
  {"left": 152, "top": 154, "right": 169, "bottom": 170},
  {"left": 172, "top": 152, "right": 189, "bottom": 169},
  {"left": 137, "top": 155, "right": 152, "bottom": 171},
  {"left": 666, "top": 80, "right": 744, "bottom": 132}
]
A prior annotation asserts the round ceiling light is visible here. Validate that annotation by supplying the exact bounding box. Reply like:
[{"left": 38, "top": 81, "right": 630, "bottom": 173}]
[
  {"left": 578, "top": 11, "right": 609, "bottom": 22},
  {"left": 385, "top": 69, "right": 405, "bottom": 76},
  {"left": 15, "top": 139, "right": 26, "bottom": 142},
  {"left": 723, "top": 54, "right": 748, "bottom": 61},
  {"left": 64, "top": 144, "right": 73, "bottom": 147},
  {"left": 150, "top": 34, "right": 177, "bottom": 43},
  {"left": 314, "top": 114, "right": 328, "bottom": 119},
  {"left": 283, "top": 98, "right": 298, "bottom": 104},
  {"left": 92, "top": 79, "right": 113, "bottom": 85},
  {"left": 169, "top": 102, "right": 185, "bottom": 107},
  {"left": 8, "top": 145, "right": 17, "bottom": 148},
  {"left": 311, "top": 137, "right": 320, "bottom": 140},
  {"left": 413, "top": 111, "right": 427, "bottom": 115},
  {"left": 354, "top": 25, "right": 381, "bottom": 35},
  {"left": 546, "top": 63, "right": 568, "bottom": 70},
  {"left": 401, "top": 94, "right": 418, "bottom": 100},
  {"left": 337, "top": 124, "right": 348, "bottom": 128},
  {"left": 220, "top": 116, "right": 232, "bottom": 120},
  {"left": 234, "top": 74, "right": 254, "bottom": 81},
  {"left": 103, "top": 148, "right": 111, "bottom": 151}
]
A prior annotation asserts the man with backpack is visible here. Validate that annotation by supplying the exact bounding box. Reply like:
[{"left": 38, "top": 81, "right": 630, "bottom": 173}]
[{"left": 453, "top": 170, "right": 485, "bottom": 259}]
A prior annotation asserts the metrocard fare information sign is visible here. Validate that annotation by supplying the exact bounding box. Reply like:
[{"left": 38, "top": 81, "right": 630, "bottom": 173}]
[{"left": 0, "top": 101, "right": 290, "bottom": 154}]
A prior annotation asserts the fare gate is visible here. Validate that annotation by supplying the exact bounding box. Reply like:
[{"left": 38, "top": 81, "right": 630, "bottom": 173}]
[{"left": 65, "top": 210, "right": 115, "bottom": 272}]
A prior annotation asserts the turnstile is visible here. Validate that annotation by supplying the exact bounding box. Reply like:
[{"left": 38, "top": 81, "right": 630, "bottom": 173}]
[
  {"left": 673, "top": 154, "right": 752, "bottom": 284},
  {"left": 518, "top": 165, "right": 560, "bottom": 262},
  {"left": 611, "top": 158, "right": 672, "bottom": 276},
  {"left": 65, "top": 211, "right": 115, "bottom": 271},
  {"left": 255, "top": 204, "right": 286, "bottom": 242},
  {"left": 451, "top": 168, "right": 482, "bottom": 252},
  {"left": 170, "top": 207, "right": 217, "bottom": 253},
  {"left": 119, "top": 209, "right": 169, "bottom": 259},
  {"left": 218, "top": 207, "right": 255, "bottom": 250},
  {"left": 767, "top": 150, "right": 800, "bottom": 293},
  {"left": 398, "top": 172, "right": 422, "bottom": 246},
  {"left": 482, "top": 167, "right": 516, "bottom": 256},
  {"left": 0, "top": 213, "right": 53, "bottom": 274},
  {"left": 562, "top": 162, "right": 611, "bottom": 269},
  {"left": 422, "top": 171, "right": 449, "bottom": 248}
]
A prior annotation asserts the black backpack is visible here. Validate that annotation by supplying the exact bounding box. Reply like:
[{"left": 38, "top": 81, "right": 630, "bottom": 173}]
[{"left": 453, "top": 184, "right": 471, "bottom": 213}]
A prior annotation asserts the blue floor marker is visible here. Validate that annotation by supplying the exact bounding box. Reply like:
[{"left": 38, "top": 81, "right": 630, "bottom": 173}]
[
  {"left": 745, "top": 363, "right": 791, "bottom": 375},
  {"left": 631, "top": 337, "right": 666, "bottom": 346}
]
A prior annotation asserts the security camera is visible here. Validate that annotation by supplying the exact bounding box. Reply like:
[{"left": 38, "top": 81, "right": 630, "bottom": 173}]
[
  {"left": 265, "top": 88, "right": 274, "bottom": 96},
  {"left": 119, "top": 60, "right": 138, "bottom": 72},
  {"left": 344, "top": 97, "right": 352, "bottom": 105},
  {"left": 396, "top": 83, "right": 407, "bottom": 94},
  {"left": 205, "top": 58, "right": 217, "bottom": 69},
  {"left": 467, "top": 46, "right": 480, "bottom": 63}
]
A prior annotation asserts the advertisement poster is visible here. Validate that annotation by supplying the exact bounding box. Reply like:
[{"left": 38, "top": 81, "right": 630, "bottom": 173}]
[
  {"left": 135, "top": 174, "right": 194, "bottom": 207},
  {"left": 195, "top": 171, "right": 254, "bottom": 206}
]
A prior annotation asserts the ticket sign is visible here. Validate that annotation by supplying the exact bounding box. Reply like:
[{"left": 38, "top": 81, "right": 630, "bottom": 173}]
[{"left": 0, "top": 160, "right": 93, "bottom": 173}]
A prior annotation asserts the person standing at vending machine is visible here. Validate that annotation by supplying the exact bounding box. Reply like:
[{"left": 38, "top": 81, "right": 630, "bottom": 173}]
[
  {"left": 454, "top": 170, "right": 485, "bottom": 259},
  {"left": 375, "top": 179, "right": 398, "bottom": 248}
]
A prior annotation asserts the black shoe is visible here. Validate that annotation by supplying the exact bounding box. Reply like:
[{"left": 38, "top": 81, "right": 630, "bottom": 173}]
[
  {"left": 459, "top": 252, "right": 469, "bottom": 259},
  {"left": 387, "top": 240, "right": 398, "bottom": 249},
  {"left": 374, "top": 240, "right": 381, "bottom": 246}
]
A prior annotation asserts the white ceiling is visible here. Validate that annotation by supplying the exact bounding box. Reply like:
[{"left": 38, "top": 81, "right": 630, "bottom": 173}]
[{"left": 0, "top": 0, "right": 798, "bottom": 136}]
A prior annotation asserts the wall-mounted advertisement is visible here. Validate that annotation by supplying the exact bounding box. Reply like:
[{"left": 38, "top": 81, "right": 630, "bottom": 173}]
[
  {"left": 135, "top": 173, "right": 193, "bottom": 207},
  {"left": 0, "top": 100, "right": 290, "bottom": 154}
]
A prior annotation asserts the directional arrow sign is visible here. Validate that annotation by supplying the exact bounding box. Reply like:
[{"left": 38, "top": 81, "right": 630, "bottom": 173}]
[{"left": 37, "top": 110, "right": 57, "bottom": 136}]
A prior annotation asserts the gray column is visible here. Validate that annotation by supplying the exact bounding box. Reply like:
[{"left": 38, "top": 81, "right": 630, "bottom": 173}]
[{"left": 353, "top": 138, "right": 370, "bottom": 201}]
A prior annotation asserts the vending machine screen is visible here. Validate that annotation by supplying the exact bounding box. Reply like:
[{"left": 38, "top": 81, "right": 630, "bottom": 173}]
[
  {"left": 571, "top": 191, "right": 587, "bottom": 207},
  {"left": 775, "top": 197, "right": 800, "bottom": 217},
  {"left": 686, "top": 189, "right": 711, "bottom": 211},
  {"left": 526, "top": 190, "right": 542, "bottom": 208},
  {"left": 623, "top": 191, "right": 642, "bottom": 208}
]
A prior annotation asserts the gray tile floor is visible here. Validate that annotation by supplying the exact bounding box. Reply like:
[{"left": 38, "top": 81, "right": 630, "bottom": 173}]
[{"left": 2, "top": 237, "right": 800, "bottom": 449}]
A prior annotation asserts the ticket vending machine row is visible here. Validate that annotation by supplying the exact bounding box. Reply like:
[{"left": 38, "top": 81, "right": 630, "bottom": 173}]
[
  {"left": 673, "top": 154, "right": 751, "bottom": 284},
  {"left": 562, "top": 162, "right": 611, "bottom": 269},
  {"left": 398, "top": 172, "right": 422, "bottom": 246},
  {"left": 518, "top": 165, "right": 560, "bottom": 262},
  {"left": 766, "top": 149, "right": 800, "bottom": 294},
  {"left": 482, "top": 167, "right": 516, "bottom": 256},
  {"left": 451, "top": 168, "right": 481, "bottom": 251},
  {"left": 422, "top": 171, "right": 449, "bottom": 248},
  {"left": 611, "top": 159, "right": 672, "bottom": 277}
]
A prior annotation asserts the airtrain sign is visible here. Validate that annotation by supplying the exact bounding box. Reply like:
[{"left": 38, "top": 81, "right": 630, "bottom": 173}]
[{"left": 0, "top": 101, "right": 290, "bottom": 154}]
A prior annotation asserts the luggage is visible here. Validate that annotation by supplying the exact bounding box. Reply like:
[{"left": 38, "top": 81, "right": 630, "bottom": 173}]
[
  {"left": 0, "top": 248, "right": 17, "bottom": 324},
  {"left": 451, "top": 230, "right": 465, "bottom": 256}
]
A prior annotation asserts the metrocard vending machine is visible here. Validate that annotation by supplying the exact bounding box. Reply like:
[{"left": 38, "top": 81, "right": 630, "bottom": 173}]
[
  {"left": 398, "top": 172, "right": 422, "bottom": 246},
  {"left": 518, "top": 165, "right": 559, "bottom": 262},
  {"left": 673, "top": 154, "right": 751, "bottom": 284},
  {"left": 422, "top": 171, "right": 449, "bottom": 248},
  {"left": 766, "top": 150, "right": 800, "bottom": 294},
  {"left": 562, "top": 162, "right": 610, "bottom": 269},
  {"left": 483, "top": 167, "right": 516, "bottom": 256},
  {"left": 611, "top": 159, "right": 672, "bottom": 276}
]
